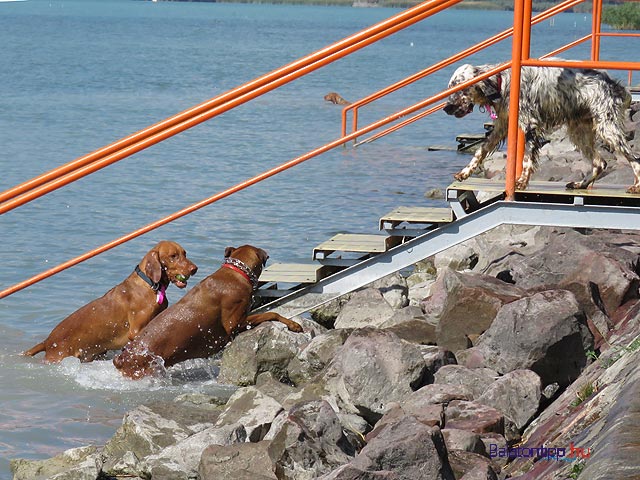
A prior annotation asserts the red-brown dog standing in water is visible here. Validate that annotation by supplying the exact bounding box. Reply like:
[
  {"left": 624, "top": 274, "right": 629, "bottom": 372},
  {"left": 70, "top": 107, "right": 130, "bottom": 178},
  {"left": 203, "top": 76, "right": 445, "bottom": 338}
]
[
  {"left": 113, "top": 245, "right": 302, "bottom": 379},
  {"left": 23, "top": 241, "right": 198, "bottom": 363}
]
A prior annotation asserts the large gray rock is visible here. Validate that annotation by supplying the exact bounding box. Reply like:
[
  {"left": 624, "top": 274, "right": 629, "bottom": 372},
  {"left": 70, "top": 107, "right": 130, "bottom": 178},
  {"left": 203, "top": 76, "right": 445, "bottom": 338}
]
[
  {"left": 140, "top": 423, "right": 246, "bottom": 480},
  {"left": 444, "top": 401, "right": 505, "bottom": 435},
  {"left": 199, "top": 441, "right": 278, "bottom": 480},
  {"left": 422, "top": 267, "right": 526, "bottom": 351},
  {"left": 11, "top": 446, "right": 101, "bottom": 480},
  {"left": 267, "top": 400, "right": 356, "bottom": 480},
  {"left": 321, "top": 327, "right": 428, "bottom": 423},
  {"left": 334, "top": 287, "right": 397, "bottom": 329},
  {"left": 214, "top": 387, "right": 283, "bottom": 442},
  {"left": 482, "top": 229, "right": 640, "bottom": 325},
  {"left": 433, "top": 364, "right": 499, "bottom": 399},
  {"left": 477, "top": 370, "right": 542, "bottom": 432},
  {"left": 288, "top": 328, "right": 352, "bottom": 386},
  {"left": 434, "top": 224, "right": 545, "bottom": 274},
  {"left": 102, "top": 404, "right": 193, "bottom": 462},
  {"left": 320, "top": 416, "right": 455, "bottom": 480},
  {"left": 442, "top": 429, "right": 487, "bottom": 456},
  {"left": 459, "top": 290, "right": 593, "bottom": 387},
  {"left": 218, "top": 322, "right": 308, "bottom": 386},
  {"left": 381, "top": 305, "right": 438, "bottom": 345}
]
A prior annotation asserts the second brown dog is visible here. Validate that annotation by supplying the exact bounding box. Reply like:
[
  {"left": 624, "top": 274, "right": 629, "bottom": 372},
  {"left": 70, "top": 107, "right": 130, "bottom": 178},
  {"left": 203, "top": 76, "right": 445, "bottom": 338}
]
[
  {"left": 113, "top": 244, "right": 302, "bottom": 379},
  {"left": 23, "top": 241, "right": 197, "bottom": 363}
]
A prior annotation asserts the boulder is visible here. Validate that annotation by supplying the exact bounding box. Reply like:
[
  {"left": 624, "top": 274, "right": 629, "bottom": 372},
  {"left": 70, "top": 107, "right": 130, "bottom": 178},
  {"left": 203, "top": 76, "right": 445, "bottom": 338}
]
[
  {"left": 287, "top": 328, "right": 352, "bottom": 386},
  {"left": 368, "top": 271, "right": 409, "bottom": 309},
  {"left": 101, "top": 404, "right": 193, "bottom": 463},
  {"left": 199, "top": 441, "right": 278, "bottom": 480},
  {"left": 218, "top": 322, "right": 308, "bottom": 386},
  {"left": 442, "top": 429, "right": 487, "bottom": 456},
  {"left": 482, "top": 229, "right": 640, "bottom": 326},
  {"left": 214, "top": 387, "right": 283, "bottom": 442},
  {"left": 320, "top": 415, "right": 455, "bottom": 480},
  {"left": 448, "top": 450, "right": 498, "bottom": 480},
  {"left": 334, "top": 287, "right": 397, "bottom": 329},
  {"left": 267, "top": 400, "right": 356, "bottom": 480},
  {"left": 433, "top": 365, "right": 499, "bottom": 399},
  {"left": 409, "top": 383, "right": 474, "bottom": 405},
  {"left": 458, "top": 290, "right": 594, "bottom": 387},
  {"left": 476, "top": 370, "right": 542, "bottom": 433},
  {"left": 140, "top": 423, "right": 246, "bottom": 480},
  {"left": 444, "top": 401, "right": 505, "bottom": 435},
  {"left": 419, "top": 345, "right": 458, "bottom": 381},
  {"left": 321, "top": 327, "right": 428, "bottom": 423},
  {"left": 422, "top": 267, "right": 525, "bottom": 351},
  {"left": 381, "top": 305, "right": 438, "bottom": 344},
  {"left": 11, "top": 446, "right": 101, "bottom": 480}
]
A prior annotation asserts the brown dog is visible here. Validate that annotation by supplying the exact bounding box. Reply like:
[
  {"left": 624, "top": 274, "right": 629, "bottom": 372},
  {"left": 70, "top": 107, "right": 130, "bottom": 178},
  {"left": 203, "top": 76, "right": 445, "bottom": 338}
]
[
  {"left": 23, "top": 241, "right": 198, "bottom": 363},
  {"left": 324, "top": 92, "right": 350, "bottom": 105},
  {"left": 113, "top": 245, "right": 302, "bottom": 379}
]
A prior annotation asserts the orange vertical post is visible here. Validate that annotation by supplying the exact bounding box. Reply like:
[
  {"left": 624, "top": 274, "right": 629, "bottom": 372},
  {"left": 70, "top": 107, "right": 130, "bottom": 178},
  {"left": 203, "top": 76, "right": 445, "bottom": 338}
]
[
  {"left": 591, "top": 0, "right": 602, "bottom": 60},
  {"left": 505, "top": 0, "right": 527, "bottom": 200}
]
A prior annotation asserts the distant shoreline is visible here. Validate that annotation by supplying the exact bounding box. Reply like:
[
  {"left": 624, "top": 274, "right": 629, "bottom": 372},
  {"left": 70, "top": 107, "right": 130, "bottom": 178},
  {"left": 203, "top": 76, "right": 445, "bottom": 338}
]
[{"left": 146, "top": 0, "right": 589, "bottom": 11}]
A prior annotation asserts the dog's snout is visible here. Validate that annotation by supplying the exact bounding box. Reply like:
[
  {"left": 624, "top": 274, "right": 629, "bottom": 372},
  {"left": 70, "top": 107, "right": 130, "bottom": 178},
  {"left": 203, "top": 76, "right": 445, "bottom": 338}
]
[
  {"left": 189, "top": 264, "right": 198, "bottom": 276},
  {"left": 443, "top": 103, "right": 457, "bottom": 115}
]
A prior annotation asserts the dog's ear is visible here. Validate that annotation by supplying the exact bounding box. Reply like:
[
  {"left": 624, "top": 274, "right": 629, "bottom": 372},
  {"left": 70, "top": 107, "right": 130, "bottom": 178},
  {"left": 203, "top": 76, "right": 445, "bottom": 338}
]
[
  {"left": 481, "top": 77, "right": 502, "bottom": 101},
  {"left": 224, "top": 247, "right": 236, "bottom": 258},
  {"left": 144, "top": 250, "right": 163, "bottom": 284}
]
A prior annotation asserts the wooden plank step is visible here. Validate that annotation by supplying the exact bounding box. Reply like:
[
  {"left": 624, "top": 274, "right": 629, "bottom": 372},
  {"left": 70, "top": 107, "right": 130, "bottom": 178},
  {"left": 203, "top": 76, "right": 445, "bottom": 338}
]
[
  {"left": 259, "top": 263, "right": 326, "bottom": 284},
  {"left": 379, "top": 206, "right": 454, "bottom": 230},
  {"left": 448, "top": 178, "right": 638, "bottom": 198},
  {"left": 455, "top": 133, "right": 486, "bottom": 142},
  {"left": 313, "top": 233, "right": 400, "bottom": 260}
]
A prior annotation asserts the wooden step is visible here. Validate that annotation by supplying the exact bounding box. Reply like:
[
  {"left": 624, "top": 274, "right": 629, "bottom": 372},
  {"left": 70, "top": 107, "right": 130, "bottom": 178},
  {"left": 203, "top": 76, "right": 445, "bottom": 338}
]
[
  {"left": 313, "top": 233, "right": 401, "bottom": 262},
  {"left": 259, "top": 263, "right": 327, "bottom": 284},
  {"left": 379, "top": 206, "right": 454, "bottom": 230}
]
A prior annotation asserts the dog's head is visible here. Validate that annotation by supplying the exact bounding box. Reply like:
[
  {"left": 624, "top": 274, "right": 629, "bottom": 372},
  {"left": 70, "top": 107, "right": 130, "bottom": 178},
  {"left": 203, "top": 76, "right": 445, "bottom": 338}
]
[
  {"left": 444, "top": 64, "right": 503, "bottom": 118},
  {"left": 144, "top": 241, "right": 198, "bottom": 289},
  {"left": 224, "top": 245, "right": 269, "bottom": 277}
]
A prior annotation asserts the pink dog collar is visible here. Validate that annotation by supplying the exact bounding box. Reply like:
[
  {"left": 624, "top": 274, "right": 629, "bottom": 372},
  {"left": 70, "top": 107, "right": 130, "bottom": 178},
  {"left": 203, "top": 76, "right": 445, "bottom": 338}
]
[{"left": 156, "top": 284, "right": 167, "bottom": 305}]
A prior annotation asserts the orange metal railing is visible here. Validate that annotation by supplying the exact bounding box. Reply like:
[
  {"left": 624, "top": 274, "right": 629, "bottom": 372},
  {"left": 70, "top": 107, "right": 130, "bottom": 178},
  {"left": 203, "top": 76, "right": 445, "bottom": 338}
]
[{"left": 1, "top": 0, "right": 639, "bottom": 298}]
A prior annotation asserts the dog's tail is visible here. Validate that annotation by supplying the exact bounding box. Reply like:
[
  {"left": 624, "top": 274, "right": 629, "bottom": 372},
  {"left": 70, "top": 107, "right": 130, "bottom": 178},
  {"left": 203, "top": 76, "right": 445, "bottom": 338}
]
[{"left": 23, "top": 342, "right": 45, "bottom": 357}]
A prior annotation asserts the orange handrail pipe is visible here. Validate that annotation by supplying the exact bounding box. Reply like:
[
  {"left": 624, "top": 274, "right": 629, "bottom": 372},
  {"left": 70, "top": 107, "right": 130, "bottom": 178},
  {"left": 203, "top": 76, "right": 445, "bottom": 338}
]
[
  {"left": 354, "top": 103, "right": 446, "bottom": 147},
  {"left": 342, "top": 0, "right": 586, "bottom": 139},
  {"left": 0, "top": 0, "right": 456, "bottom": 214}
]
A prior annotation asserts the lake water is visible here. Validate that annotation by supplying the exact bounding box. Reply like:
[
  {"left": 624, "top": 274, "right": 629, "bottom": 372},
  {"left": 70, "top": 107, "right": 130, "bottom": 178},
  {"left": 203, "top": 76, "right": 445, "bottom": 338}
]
[{"left": 0, "top": 0, "right": 633, "bottom": 476}]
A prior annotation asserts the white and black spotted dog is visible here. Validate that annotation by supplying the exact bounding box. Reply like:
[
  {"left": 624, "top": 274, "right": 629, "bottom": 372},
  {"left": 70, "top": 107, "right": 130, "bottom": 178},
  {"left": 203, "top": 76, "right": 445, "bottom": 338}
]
[{"left": 443, "top": 60, "right": 640, "bottom": 193}]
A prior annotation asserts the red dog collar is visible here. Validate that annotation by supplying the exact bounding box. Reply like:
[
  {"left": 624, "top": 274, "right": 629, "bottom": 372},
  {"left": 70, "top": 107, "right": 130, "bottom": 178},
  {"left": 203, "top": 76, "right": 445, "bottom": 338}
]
[{"left": 222, "top": 258, "right": 259, "bottom": 289}]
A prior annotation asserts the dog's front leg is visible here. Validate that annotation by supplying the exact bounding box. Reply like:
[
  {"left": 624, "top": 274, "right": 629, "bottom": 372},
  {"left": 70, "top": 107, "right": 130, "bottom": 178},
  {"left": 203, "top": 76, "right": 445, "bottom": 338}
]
[
  {"left": 454, "top": 130, "right": 504, "bottom": 182},
  {"left": 516, "top": 128, "right": 544, "bottom": 190},
  {"left": 245, "top": 312, "right": 303, "bottom": 332}
]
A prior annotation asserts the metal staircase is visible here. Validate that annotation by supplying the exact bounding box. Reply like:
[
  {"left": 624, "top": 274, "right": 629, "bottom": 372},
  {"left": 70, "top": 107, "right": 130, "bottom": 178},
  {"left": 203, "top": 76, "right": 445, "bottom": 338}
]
[{"left": 254, "top": 179, "right": 640, "bottom": 318}]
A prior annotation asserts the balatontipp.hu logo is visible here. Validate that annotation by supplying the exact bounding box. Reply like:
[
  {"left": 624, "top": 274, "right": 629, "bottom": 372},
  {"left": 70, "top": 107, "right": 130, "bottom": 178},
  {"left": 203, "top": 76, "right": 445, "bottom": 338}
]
[{"left": 489, "top": 442, "right": 592, "bottom": 462}]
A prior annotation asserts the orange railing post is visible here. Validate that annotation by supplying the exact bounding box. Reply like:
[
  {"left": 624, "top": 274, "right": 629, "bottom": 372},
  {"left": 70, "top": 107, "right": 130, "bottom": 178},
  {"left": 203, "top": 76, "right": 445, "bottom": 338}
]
[{"left": 505, "top": 0, "right": 527, "bottom": 200}]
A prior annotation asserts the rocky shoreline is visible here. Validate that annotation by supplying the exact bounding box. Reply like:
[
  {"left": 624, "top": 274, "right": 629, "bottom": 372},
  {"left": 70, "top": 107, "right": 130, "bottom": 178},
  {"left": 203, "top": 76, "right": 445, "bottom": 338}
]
[{"left": 11, "top": 105, "right": 640, "bottom": 480}]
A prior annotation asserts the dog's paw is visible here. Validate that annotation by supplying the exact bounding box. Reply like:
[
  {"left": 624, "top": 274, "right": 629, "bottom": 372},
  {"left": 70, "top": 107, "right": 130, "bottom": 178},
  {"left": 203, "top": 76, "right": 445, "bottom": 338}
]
[
  {"left": 286, "top": 321, "right": 303, "bottom": 333},
  {"left": 515, "top": 180, "right": 529, "bottom": 190},
  {"left": 453, "top": 172, "right": 467, "bottom": 182},
  {"left": 626, "top": 184, "right": 640, "bottom": 194}
]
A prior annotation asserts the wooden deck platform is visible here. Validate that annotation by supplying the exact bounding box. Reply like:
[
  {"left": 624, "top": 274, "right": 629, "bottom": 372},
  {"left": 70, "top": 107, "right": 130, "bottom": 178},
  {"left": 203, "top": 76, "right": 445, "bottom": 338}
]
[{"left": 448, "top": 178, "right": 638, "bottom": 199}]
